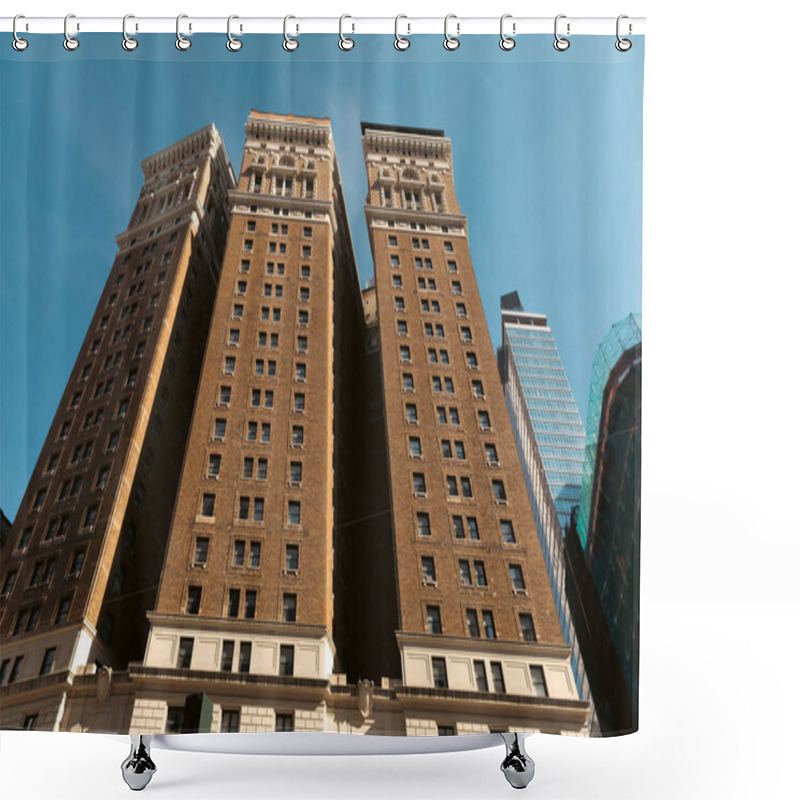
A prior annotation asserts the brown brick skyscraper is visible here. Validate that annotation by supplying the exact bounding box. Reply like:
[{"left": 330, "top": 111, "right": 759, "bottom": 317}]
[
  {"left": 0, "top": 125, "right": 235, "bottom": 731},
  {"left": 128, "top": 112, "right": 368, "bottom": 735},
  {"left": 360, "top": 123, "right": 588, "bottom": 735}
]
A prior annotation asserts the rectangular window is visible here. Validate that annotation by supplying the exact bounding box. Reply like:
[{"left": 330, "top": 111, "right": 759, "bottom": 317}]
[
  {"left": 221, "top": 710, "right": 240, "bottom": 733},
  {"left": 409, "top": 437, "right": 422, "bottom": 457},
  {"left": 490, "top": 662, "right": 506, "bottom": 693},
  {"left": 520, "top": 613, "right": 537, "bottom": 642},
  {"left": 239, "top": 642, "right": 252, "bottom": 674},
  {"left": 288, "top": 501, "right": 301, "bottom": 526},
  {"left": 227, "top": 589, "right": 240, "bottom": 618},
  {"left": 219, "top": 385, "right": 231, "bottom": 405},
  {"left": 244, "top": 590, "right": 257, "bottom": 619},
  {"left": 221, "top": 640, "right": 235, "bottom": 672},
  {"left": 459, "top": 559, "right": 472, "bottom": 586},
  {"left": 207, "top": 454, "right": 221, "bottom": 478},
  {"left": 233, "top": 540, "right": 246, "bottom": 567},
  {"left": 238, "top": 496, "right": 250, "bottom": 520},
  {"left": 261, "top": 422, "right": 271, "bottom": 443},
  {"left": 510, "top": 564, "right": 526, "bottom": 591},
  {"left": 193, "top": 537, "right": 209, "bottom": 565},
  {"left": 467, "top": 517, "right": 480, "bottom": 540},
  {"left": 482, "top": 610, "right": 497, "bottom": 639},
  {"left": 413, "top": 473, "right": 427, "bottom": 496},
  {"left": 416, "top": 512, "right": 431, "bottom": 537},
  {"left": 475, "top": 561, "right": 487, "bottom": 587},
  {"left": 421, "top": 556, "right": 437, "bottom": 584},
  {"left": 453, "top": 515, "right": 465, "bottom": 539},
  {"left": 279, "top": 645, "right": 295, "bottom": 676},
  {"left": 474, "top": 660, "right": 489, "bottom": 692},
  {"left": 283, "top": 593, "right": 297, "bottom": 622},
  {"left": 466, "top": 609, "right": 480, "bottom": 638},
  {"left": 406, "top": 403, "right": 418, "bottom": 423},
  {"left": 243, "top": 457, "right": 254, "bottom": 479},
  {"left": 55, "top": 597, "right": 71, "bottom": 626},
  {"left": 431, "top": 657, "right": 448, "bottom": 689},
  {"left": 257, "top": 458, "right": 268, "bottom": 480},
  {"left": 276, "top": 713, "right": 294, "bottom": 732},
  {"left": 446, "top": 475, "right": 459, "bottom": 497},
  {"left": 426, "top": 605, "right": 442, "bottom": 634},
  {"left": 253, "top": 498, "right": 264, "bottom": 522},
  {"left": 500, "top": 520, "right": 516, "bottom": 543},
  {"left": 492, "top": 480, "right": 508, "bottom": 503},
  {"left": 285, "top": 544, "right": 299, "bottom": 572},
  {"left": 177, "top": 637, "right": 194, "bottom": 668},
  {"left": 39, "top": 647, "right": 56, "bottom": 676},
  {"left": 214, "top": 419, "right": 227, "bottom": 440},
  {"left": 186, "top": 586, "right": 202, "bottom": 615},
  {"left": 460, "top": 477, "right": 473, "bottom": 498},
  {"left": 485, "top": 443, "right": 499, "bottom": 465},
  {"left": 289, "top": 461, "right": 303, "bottom": 484},
  {"left": 8, "top": 656, "right": 24, "bottom": 683},
  {"left": 530, "top": 665, "right": 548, "bottom": 697},
  {"left": 249, "top": 541, "right": 261, "bottom": 568}
]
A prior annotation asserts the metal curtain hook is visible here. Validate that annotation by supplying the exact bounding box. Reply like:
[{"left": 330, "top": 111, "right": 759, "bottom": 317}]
[
  {"left": 122, "top": 14, "right": 138, "bottom": 51},
  {"left": 553, "top": 14, "right": 570, "bottom": 51},
  {"left": 339, "top": 15, "right": 355, "bottom": 50},
  {"left": 227, "top": 15, "right": 242, "bottom": 51},
  {"left": 499, "top": 14, "right": 515, "bottom": 51},
  {"left": 64, "top": 13, "right": 79, "bottom": 51},
  {"left": 283, "top": 15, "right": 299, "bottom": 51},
  {"left": 443, "top": 14, "right": 460, "bottom": 51},
  {"left": 176, "top": 14, "right": 191, "bottom": 50},
  {"left": 394, "top": 15, "right": 410, "bottom": 51},
  {"left": 615, "top": 14, "right": 632, "bottom": 51},
  {"left": 12, "top": 14, "right": 29, "bottom": 51}
]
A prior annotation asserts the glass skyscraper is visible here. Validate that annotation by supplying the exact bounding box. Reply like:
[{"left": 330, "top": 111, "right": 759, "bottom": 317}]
[
  {"left": 499, "top": 291, "right": 594, "bottom": 727},
  {"left": 500, "top": 293, "right": 586, "bottom": 532}
]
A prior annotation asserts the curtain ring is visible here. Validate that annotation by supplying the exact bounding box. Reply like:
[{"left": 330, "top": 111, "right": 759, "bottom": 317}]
[
  {"left": 553, "top": 14, "right": 570, "bottom": 51},
  {"left": 227, "top": 15, "right": 243, "bottom": 51},
  {"left": 443, "top": 14, "right": 460, "bottom": 51},
  {"left": 176, "top": 14, "right": 191, "bottom": 50},
  {"left": 394, "top": 15, "right": 410, "bottom": 51},
  {"left": 615, "top": 15, "right": 632, "bottom": 51},
  {"left": 283, "top": 15, "right": 299, "bottom": 51},
  {"left": 63, "top": 13, "right": 80, "bottom": 51},
  {"left": 12, "top": 15, "right": 29, "bottom": 51},
  {"left": 339, "top": 14, "right": 355, "bottom": 51},
  {"left": 122, "top": 14, "right": 138, "bottom": 51},
  {"left": 499, "top": 14, "right": 515, "bottom": 51}
]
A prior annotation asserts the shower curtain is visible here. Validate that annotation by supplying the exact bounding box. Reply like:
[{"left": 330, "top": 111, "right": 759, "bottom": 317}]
[{"left": 0, "top": 26, "right": 643, "bottom": 739}]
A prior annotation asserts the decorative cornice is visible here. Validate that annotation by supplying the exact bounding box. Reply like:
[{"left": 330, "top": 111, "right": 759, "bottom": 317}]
[
  {"left": 362, "top": 127, "right": 452, "bottom": 161},
  {"left": 245, "top": 115, "right": 331, "bottom": 148},
  {"left": 141, "top": 124, "right": 223, "bottom": 178},
  {"left": 228, "top": 191, "right": 332, "bottom": 215}
]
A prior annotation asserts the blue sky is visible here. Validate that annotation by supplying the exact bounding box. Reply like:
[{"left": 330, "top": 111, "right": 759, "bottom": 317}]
[{"left": 0, "top": 34, "right": 643, "bottom": 518}]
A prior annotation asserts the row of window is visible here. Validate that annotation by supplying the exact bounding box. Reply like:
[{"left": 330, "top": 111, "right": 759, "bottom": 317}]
[
  {"left": 166, "top": 702, "right": 293, "bottom": 734},
  {"left": 242, "top": 238, "right": 313, "bottom": 260},
  {"left": 425, "top": 606, "right": 537, "bottom": 643},
  {"left": 394, "top": 296, "right": 470, "bottom": 320},
  {"left": 0, "top": 646, "right": 58, "bottom": 688},
  {"left": 414, "top": 511, "right": 517, "bottom": 545},
  {"left": 420, "top": 555, "right": 527, "bottom": 593},
  {"left": 248, "top": 173, "right": 315, "bottom": 200},
  {"left": 402, "top": 373, "right": 484, "bottom": 400},
  {"left": 408, "top": 436, "right": 499, "bottom": 466},
  {"left": 184, "top": 581, "right": 298, "bottom": 621},
  {"left": 210, "top": 418, "right": 306, "bottom": 447},
  {"left": 431, "top": 657, "right": 548, "bottom": 697},
  {"left": 199, "top": 492, "right": 304, "bottom": 526},
  {"left": 386, "top": 234, "right": 456, "bottom": 254},
  {"left": 409, "top": 471, "right": 507, "bottom": 503},
  {"left": 388, "top": 254, "right": 461, "bottom": 275},
  {"left": 207, "top": 454, "right": 303, "bottom": 485},
  {"left": 9, "top": 596, "right": 72, "bottom": 637}
]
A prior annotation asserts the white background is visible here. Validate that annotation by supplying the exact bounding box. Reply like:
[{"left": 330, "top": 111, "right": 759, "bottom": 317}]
[{"left": 2, "top": 1, "right": 799, "bottom": 798}]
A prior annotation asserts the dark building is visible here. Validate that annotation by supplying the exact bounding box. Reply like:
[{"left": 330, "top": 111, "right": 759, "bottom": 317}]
[{"left": 565, "top": 313, "right": 641, "bottom": 735}]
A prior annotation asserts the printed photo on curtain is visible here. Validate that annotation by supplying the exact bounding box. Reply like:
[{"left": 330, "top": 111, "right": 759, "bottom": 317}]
[{"left": 0, "top": 22, "right": 643, "bottom": 765}]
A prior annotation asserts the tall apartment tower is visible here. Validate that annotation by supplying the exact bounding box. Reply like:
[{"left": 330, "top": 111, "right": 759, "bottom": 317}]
[
  {"left": 0, "top": 125, "right": 235, "bottom": 731},
  {"left": 128, "top": 112, "right": 369, "bottom": 735},
  {"left": 498, "top": 294, "right": 594, "bottom": 728},
  {"left": 362, "top": 123, "right": 588, "bottom": 735}
]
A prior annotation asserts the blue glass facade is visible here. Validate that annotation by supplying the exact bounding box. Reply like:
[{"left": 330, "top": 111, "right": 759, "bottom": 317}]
[{"left": 503, "top": 316, "right": 586, "bottom": 532}]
